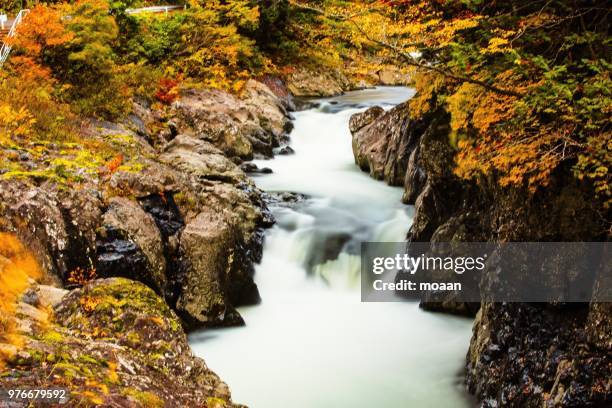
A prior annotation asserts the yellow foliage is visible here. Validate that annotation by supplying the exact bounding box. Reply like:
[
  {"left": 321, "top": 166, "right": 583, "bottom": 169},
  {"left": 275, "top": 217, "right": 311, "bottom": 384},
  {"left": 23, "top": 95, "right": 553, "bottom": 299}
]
[
  {"left": 447, "top": 82, "right": 483, "bottom": 132},
  {"left": 481, "top": 37, "right": 512, "bottom": 55},
  {"left": 0, "top": 233, "right": 43, "bottom": 367},
  {"left": 409, "top": 72, "right": 445, "bottom": 118},
  {"left": 0, "top": 103, "right": 36, "bottom": 145}
]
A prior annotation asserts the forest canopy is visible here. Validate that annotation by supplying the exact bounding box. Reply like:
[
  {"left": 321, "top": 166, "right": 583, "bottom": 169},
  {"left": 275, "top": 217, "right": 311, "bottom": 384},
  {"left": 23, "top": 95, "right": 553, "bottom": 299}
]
[{"left": 0, "top": 0, "right": 610, "bottom": 211}]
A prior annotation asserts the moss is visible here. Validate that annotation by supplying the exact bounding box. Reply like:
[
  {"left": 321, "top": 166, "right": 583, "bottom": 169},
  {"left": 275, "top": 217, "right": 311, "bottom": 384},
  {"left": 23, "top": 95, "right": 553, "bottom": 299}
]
[
  {"left": 40, "top": 330, "right": 64, "bottom": 344},
  {"left": 173, "top": 191, "right": 198, "bottom": 213},
  {"left": 77, "top": 354, "right": 102, "bottom": 366},
  {"left": 53, "top": 362, "right": 85, "bottom": 380},
  {"left": 122, "top": 388, "right": 164, "bottom": 408},
  {"left": 207, "top": 396, "right": 228, "bottom": 407}
]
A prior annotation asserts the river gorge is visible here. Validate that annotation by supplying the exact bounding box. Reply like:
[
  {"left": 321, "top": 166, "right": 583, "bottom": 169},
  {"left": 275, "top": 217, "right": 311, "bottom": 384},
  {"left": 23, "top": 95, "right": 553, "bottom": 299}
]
[{"left": 190, "top": 87, "right": 475, "bottom": 408}]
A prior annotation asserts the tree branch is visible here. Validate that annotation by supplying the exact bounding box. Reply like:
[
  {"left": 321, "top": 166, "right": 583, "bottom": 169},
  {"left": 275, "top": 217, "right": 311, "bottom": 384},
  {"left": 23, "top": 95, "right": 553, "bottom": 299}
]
[{"left": 287, "top": 0, "right": 524, "bottom": 98}]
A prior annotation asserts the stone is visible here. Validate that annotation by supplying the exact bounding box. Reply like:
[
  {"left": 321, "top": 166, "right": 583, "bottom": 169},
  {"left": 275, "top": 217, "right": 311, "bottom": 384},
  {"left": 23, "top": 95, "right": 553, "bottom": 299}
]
[
  {"left": 176, "top": 211, "right": 244, "bottom": 327},
  {"left": 160, "top": 135, "right": 246, "bottom": 184},
  {"left": 171, "top": 83, "right": 291, "bottom": 159},
  {"left": 285, "top": 67, "right": 351, "bottom": 97},
  {"left": 348, "top": 106, "right": 384, "bottom": 133},
  {"left": 100, "top": 197, "right": 167, "bottom": 293},
  {"left": 350, "top": 102, "right": 427, "bottom": 186}
]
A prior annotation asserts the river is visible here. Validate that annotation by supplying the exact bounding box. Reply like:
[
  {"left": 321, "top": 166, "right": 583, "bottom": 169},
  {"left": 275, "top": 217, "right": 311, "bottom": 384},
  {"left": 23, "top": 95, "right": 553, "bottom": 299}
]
[{"left": 190, "top": 87, "right": 474, "bottom": 408}]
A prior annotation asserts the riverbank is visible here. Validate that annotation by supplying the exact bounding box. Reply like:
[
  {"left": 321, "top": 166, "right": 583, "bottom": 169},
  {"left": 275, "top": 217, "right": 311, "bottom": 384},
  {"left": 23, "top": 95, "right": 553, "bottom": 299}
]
[
  {"left": 349, "top": 93, "right": 611, "bottom": 407},
  {"left": 0, "top": 75, "right": 302, "bottom": 405},
  {"left": 1, "top": 75, "right": 413, "bottom": 406}
]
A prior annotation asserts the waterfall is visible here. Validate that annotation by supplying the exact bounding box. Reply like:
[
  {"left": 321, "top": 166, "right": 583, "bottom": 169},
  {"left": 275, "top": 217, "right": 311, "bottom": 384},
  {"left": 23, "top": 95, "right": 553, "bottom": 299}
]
[{"left": 190, "top": 87, "right": 475, "bottom": 408}]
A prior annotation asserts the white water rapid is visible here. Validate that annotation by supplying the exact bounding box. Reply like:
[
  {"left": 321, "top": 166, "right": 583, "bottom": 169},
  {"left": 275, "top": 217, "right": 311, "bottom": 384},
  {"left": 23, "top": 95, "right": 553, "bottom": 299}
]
[{"left": 190, "top": 87, "right": 474, "bottom": 408}]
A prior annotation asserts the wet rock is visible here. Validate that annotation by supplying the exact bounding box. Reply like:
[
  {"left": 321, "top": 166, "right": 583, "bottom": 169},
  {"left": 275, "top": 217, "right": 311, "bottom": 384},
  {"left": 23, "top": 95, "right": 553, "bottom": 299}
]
[
  {"left": 275, "top": 145, "right": 295, "bottom": 155},
  {"left": 100, "top": 197, "right": 167, "bottom": 293},
  {"left": 402, "top": 144, "right": 426, "bottom": 204},
  {"left": 466, "top": 303, "right": 611, "bottom": 408},
  {"left": 176, "top": 211, "right": 245, "bottom": 327},
  {"left": 240, "top": 162, "right": 273, "bottom": 174},
  {"left": 96, "top": 226, "right": 151, "bottom": 289},
  {"left": 350, "top": 102, "right": 430, "bottom": 186},
  {"left": 348, "top": 106, "right": 384, "bottom": 133},
  {"left": 264, "top": 191, "right": 309, "bottom": 208}
]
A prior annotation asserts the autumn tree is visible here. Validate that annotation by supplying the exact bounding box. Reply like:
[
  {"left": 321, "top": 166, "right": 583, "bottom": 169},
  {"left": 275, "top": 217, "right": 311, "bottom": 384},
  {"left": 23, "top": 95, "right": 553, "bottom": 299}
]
[{"left": 291, "top": 0, "right": 610, "bottom": 209}]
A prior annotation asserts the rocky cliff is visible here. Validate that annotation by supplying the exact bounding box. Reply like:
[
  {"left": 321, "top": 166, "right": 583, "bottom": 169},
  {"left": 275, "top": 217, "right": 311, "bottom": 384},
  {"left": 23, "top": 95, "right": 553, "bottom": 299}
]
[
  {"left": 349, "top": 102, "right": 611, "bottom": 407},
  {"left": 0, "top": 79, "right": 293, "bottom": 330},
  {"left": 0, "top": 77, "right": 300, "bottom": 406}
]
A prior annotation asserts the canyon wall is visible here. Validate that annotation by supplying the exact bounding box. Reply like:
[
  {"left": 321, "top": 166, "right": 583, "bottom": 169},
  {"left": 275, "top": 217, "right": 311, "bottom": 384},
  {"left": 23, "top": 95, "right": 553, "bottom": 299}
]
[{"left": 350, "top": 103, "right": 610, "bottom": 407}]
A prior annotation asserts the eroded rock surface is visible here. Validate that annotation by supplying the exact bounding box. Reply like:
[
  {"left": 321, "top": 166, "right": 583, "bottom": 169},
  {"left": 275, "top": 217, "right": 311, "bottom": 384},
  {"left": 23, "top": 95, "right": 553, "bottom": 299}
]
[
  {"left": 349, "top": 103, "right": 430, "bottom": 186},
  {"left": 0, "top": 81, "right": 286, "bottom": 329},
  {"left": 284, "top": 67, "right": 352, "bottom": 97},
  {"left": 171, "top": 81, "right": 292, "bottom": 160},
  {"left": 1, "top": 278, "right": 240, "bottom": 407}
]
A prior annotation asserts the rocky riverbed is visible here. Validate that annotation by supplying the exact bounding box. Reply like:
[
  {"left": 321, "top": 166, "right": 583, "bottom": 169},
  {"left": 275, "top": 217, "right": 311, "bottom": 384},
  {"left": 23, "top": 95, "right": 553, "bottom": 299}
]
[
  {"left": 0, "top": 68, "right": 409, "bottom": 406},
  {"left": 0, "top": 75, "right": 308, "bottom": 405}
]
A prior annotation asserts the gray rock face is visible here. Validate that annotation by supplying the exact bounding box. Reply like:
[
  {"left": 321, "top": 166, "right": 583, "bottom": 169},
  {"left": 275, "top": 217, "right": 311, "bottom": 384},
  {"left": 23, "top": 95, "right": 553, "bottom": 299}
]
[
  {"left": 101, "top": 197, "right": 167, "bottom": 293},
  {"left": 177, "top": 210, "right": 243, "bottom": 326},
  {"left": 171, "top": 82, "right": 291, "bottom": 160},
  {"left": 349, "top": 102, "right": 429, "bottom": 186}
]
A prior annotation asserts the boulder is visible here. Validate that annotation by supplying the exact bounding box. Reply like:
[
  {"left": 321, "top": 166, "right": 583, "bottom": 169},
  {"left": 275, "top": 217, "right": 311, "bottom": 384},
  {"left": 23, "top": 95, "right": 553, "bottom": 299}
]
[
  {"left": 172, "top": 84, "right": 291, "bottom": 159},
  {"left": 0, "top": 278, "right": 240, "bottom": 407},
  {"left": 100, "top": 197, "right": 167, "bottom": 293},
  {"left": 350, "top": 102, "right": 426, "bottom": 186},
  {"left": 285, "top": 67, "right": 351, "bottom": 97},
  {"left": 176, "top": 211, "right": 244, "bottom": 327},
  {"left": 242, "top": 79, "right": 293, "bottom": 139},
  {"left": 240, "top": 162, "right": 273, "bottom": 174},
  {"left": 348, "top": 106, "right": 384, "bottom": 133},
  {"left": 160, "top": 135, "right": 246, "bottom": 184}
]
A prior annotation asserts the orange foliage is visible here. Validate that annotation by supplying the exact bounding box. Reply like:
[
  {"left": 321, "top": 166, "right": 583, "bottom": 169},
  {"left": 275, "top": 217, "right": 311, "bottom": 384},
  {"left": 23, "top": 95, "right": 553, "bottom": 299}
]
[
  {"left": 106, "top": 154, "right": 124, "bottom": 174},
  {"left": 67, "top": 267, "right": 97, "bottom": 287},
  {"left": 0, "top": 233, "right": 43, "bottom": 367},
  {"left": 11, "top": 5, "right": 73, "bottom": 58},
  {"left": 154, "top": 77, "right": 180, "bottom": 105},
  {"left": 79, "top": 295, "right": 101, "bottom": 313}
]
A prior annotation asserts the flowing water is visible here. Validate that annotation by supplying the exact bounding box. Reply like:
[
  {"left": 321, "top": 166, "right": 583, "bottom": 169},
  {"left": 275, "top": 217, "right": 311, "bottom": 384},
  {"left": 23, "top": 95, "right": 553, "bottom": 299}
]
[{"left": 190, "top": 87, "right": 474, "bottom": 408}]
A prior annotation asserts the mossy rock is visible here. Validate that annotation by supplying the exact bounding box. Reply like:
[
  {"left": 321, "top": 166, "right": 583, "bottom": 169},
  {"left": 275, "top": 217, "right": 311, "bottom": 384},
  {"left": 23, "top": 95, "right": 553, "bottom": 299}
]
[{"left": 54, "top": 278, "right": 184, "bottom": 352}]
